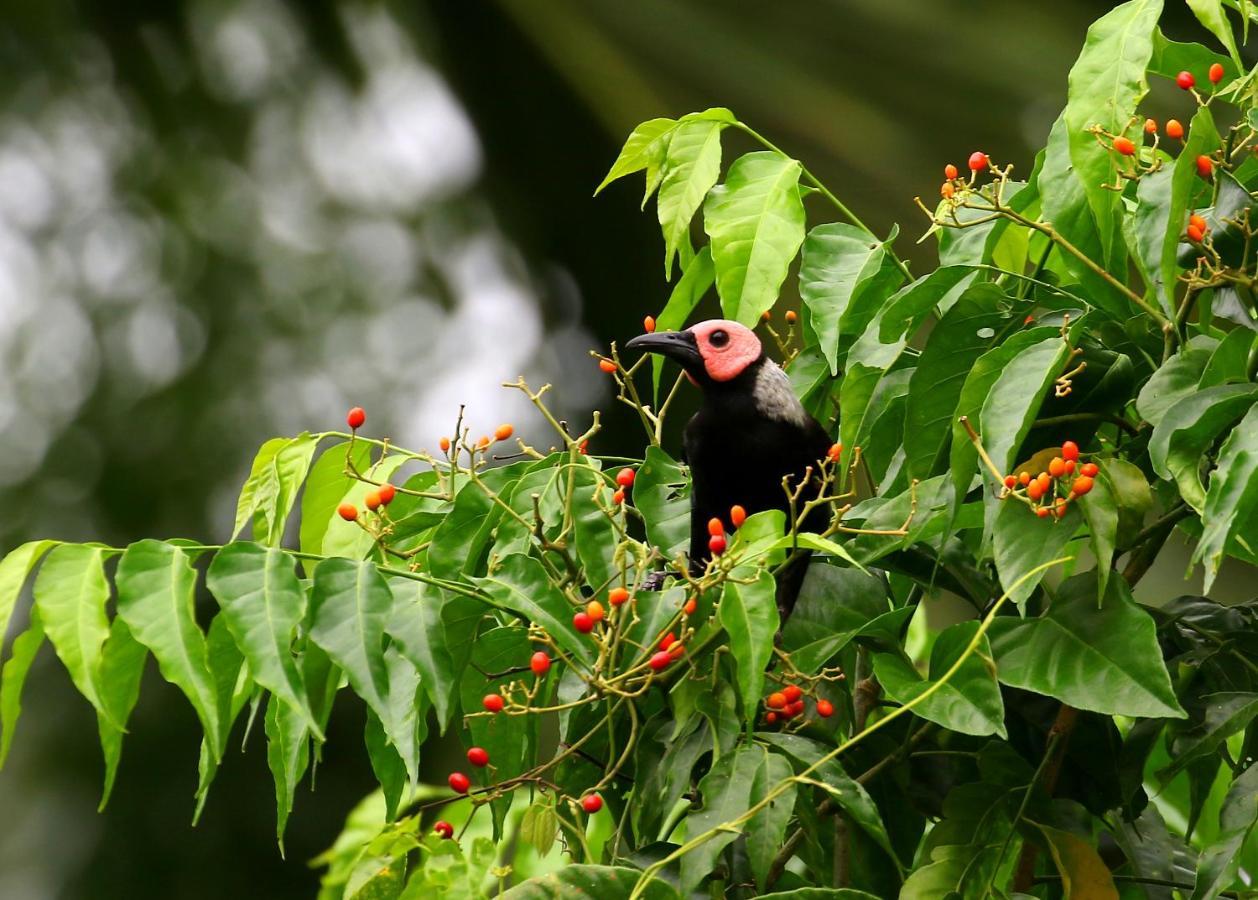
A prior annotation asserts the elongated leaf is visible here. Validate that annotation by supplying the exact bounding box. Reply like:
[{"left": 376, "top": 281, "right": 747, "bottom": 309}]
[
  {"left": 386, "top": 576, "right": 477, "bottom": 732},
  {"left": 1194, "top": 404, "right": 1258, "bottom": 589},
  {"left": 596, "top": 117, "right": 676, "bottom": 196},
  {"left": 265, "top": 693, "right": 310, "bottom": 854},
  {"left": 652, "top": 245, "right": 714, "bottom": 397},
  {"left": 1163, "top": 693, "right": 1258, "bottom": 780},
  {"left": 299, "top": 440, "right": 369, "bottom": 563},
  {"left": 1135, "top": 336, "right": 1216, "bottom": 426},
  {"left": 1149, "top": 384, "right": 1258, "bottom": 512},
  {"left": 680, "top": 744, "right": 764, "bottom": 894},
  {"left": 874, "top": 620, "right": 1005, "bottom": 737},
  {"left": 33, "top": 544, "right": 115, "bottom": 722},
  {"left": 476, "top": 554, "right": 592, "bottom": 666},
  {"left": 233, "top": 437, "right": 286, "bottom": 538},
  {"left": 632, "top": 446, "right": 690, "bottom": 561},
  {"left": 1078, "top": 468, "right": 1119, "bottom": 599},
  {"left": 192, "top": 611, "right": 249, "bottom": 822},
  {"left": 309, "top": 557, "right": 392, "bottom": 726},
  {"left": 1064, "top": 0, "right": 1162, "bottom": 268},
  {"left": 321, "top": 455, "right": 408, "bottom": 561},
  {"left": 979, "top": 335, "right": 1072, "bottom": 482},
  {"left": 989, "top": 573, "right": 1185, "bottom": 718},
  {"left": 363, "top": 707, "right": 406, "bottom": 823},
  {"left": 799, "top": 223, "right": 899, "bottom": 374},
  {"left": 703, "top": 151, "right": 805, "bottom": 326},
  {"left": 207, "top": 542, "right": 316, "bottom": 733},
  {"left": 718, "top": 570, "right": 778, "bottom": 724},
  {"left": 1187, "top": 0, "right": 1243, "bottom": 66},
  {"left": 748, "top": 751, "right": 797, "bottom": 890},
  {"left": 1033, "top": 822, "right": 1120, "bottom": 900},
  {"left": 0, "top": 608, "right": 44, "bottom": 769},
  {"left": 570, "top": 464, "right": 619, "bottom": 594},
  {"left": 95, "top": 616, "right": 147, "bottom": 809},
  {"left": 993, "top": 498, "right": 1081, "bottom": 609},
  {"left": 1161, "top": 108, "right": 1221, "bottom": 321},
  {"left": 499, "top": 866, "right": 680, "bottom": 900},
  {"left": 1191, "top": 761, "right": 1258, "bottom": 899},
  {"left": 0, "top": 540, "right": 55, "bottom": 661},
  {"left": 658, "top": 119, "right": 725, "bottom": 277},
  {"left": 238, "top": 433, "right": 319, "bottom": 545},
  {"left": 116, "top": 540, "right": 223, "bottom": 755}
]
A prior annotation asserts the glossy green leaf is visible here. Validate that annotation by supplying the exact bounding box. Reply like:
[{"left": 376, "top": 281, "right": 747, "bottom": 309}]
[
  {"left": 1149, "top": 384, "right": 1258, "bottom": 512},
  {"left": 596, "top": 117, "right": 676, "bottom": 197},
  {"left": 979, "top": 335, "right": 1072, "bottom": 483},
  {"left": 386, "top": 576, "right": 477, "bottom": 733},
  {"left": 245, "top": 433, "right": 319, "bottom": 546},
  {"left": 95, "top": 615, "right": 147, "bottom": 810},
  {"left": 1161, "top": 108, "right": 1221, "bottom": 321},
  {"left": 206, "top": 542, "right": 317, "bottom": 733},
  {"left": 633, "top": 446, "right": 690, "bottom": 561},
  {"left": 747, "top": 750, "right": 797, "bottom": 891},
  {"left": 1191, "top": 761, "right": 1258, "bottom": 899},
  {"left": 703, "top": 151, "right": 806, "bottom": 326},
  {"left": 799, "top": 222, "right": 896, "bottom": 375},
  {"left": 570, "top": 464, "right": 619, "bottom": 594},
  {"left": 264, "top": 693, "right": 310, "bottom": 853},
  {"left": 781, "top": 563, "right": 889, "bottom": 672},
  {"left": 1064, "top": 0, "right": 1162, "bottom": 268},
  {"left": 992, "top": 497, "right": 1081, "bottom": 609},
  {"left": 0, "top": 540, "right": 55, "bottom": 665},
  {"left": 378, "top": 644, "right": 425, "bottom": 789},
  {"left": 651, "top": 245, "right": 714, "bottom": 397},
  {"left": 192, "top": 611, "right": 249, "bottom": 822},
  {"left": 321, "top": 454, "right": 408, "bottom": 561},
  {"left": 1200, "top": 327, "right": 1256, "bottom": 387},
  {"left": 233, "top": 437, "right": 286, "bottom": 538},
  {"left": 989, "top": 573, "right": 1185, "bottom": 718},
  {"left": 1033, "top": 822, "right": 1120, "bottom": 900},
  {"left": 680, "top": 744, "right": 764, "bottom": 894},
  {"left": 759, "top": 892, "right": 882, "bottom": 900},
  {"left": 1078, "top": 468, "right": 1119, "bottom": 599},
  {"left": 1194, "top": 404, "right": 1258, "bottom": 589},
  {"left": 718, "top": 570, "right": 778, "bottom": 724},
  {"left": 873, "top": 620, "right": 1005, "bottom": 737},
  {"left": 1186, "top": 0, "right": 1243, "bottom": 67},
  {"left": 1135, "top": 336, "right": 1216, "bottom": 426},
  {"left": 1163, "top": 693, "right": 1258, "bottom": 780},
  {"left": 299, "top": 440, "right": 368, "bottom": 564},
  {"left": 363, "top": 707, "right": 406, "bottom": 823},
  {"left": 0, "top": 608, "right": 43, "bottom": 769},
  {"left": 476, "top": 554, "right": 591, "bottom": 666},
  {"left": 499, "top": 865, "right": 680, "bottom": 900},
  {"left": 658, "top": 119, "right": 725, "bottom": 278}
]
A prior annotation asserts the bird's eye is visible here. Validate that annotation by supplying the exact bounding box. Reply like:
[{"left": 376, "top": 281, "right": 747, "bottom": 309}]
[{"left": 709, "top": 329, "right": 729, "bottom": 348}]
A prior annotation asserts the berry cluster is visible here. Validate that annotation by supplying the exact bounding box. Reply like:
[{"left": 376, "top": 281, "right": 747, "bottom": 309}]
[
  {"left": 762, "top": 682, "right": 835, "bottom": 727},
  {"left": 1000, "top": 440, "right": 1099, "bottom": 519},
  {"left": 1186, "top": 213, "right": 1210, "bottom": 244}
]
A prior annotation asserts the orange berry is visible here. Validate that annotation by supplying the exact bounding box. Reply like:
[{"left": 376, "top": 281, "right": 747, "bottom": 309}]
[
  {"left": 616, "top": 467, "right": 636, "bottom": 488},
  {"left": 683, "top": 598, "right": 697, "bottom": 616},
  {"left": 1036, "top": 506, "right": 1051, "bottom": 518},
  {"left": 1054, "top": 498, "right": 1069, "bottom": 518},
  {"left": 337, "top": 502, "right": 358, "bottom": 522},
  {"left": 941, "top": 182, "right": 955, "bottom": 199},
  {"left": 968, "top": 151, "right": 989, "bottom": 171},
  {"left": 761, "top": 310, "right": 772, "bottom": 322},
  {"left": 608, "top": 587, "right": 630, "bottom": 606},
  {"left": 643, "top": 315, "right": 656, "bottom": 333},
  {"left": 1063, "top": 459, "right": 1076, "bottom": 475},
  {"left": 1004, "top": 475, "right": 1017, "bottom": 489},
  {"left": 494, "top": 423, "right": 514, "bottom": 442},
  {"left": 783, "top": 684, "right": 803, "bottom": 703},
  {"left": 1048, "top": 457, "right": 1065, "bottom": 478},
  {"left": 708, "top": 534, "right": 726, "bottom": 555},
  {"left": 612, "top": 489, "right": 625, "bottom": 505},
  {"left": 944, "top": 163, "right": 959, "bottom": 180},
  {"left": 1209, "top": 62, "right": 1225, "bottom": 85},
  {"left": 785, "top": 310, "right": 798, "bottom": 324},
  {"left": 1027, "top": 481, "right": 1044, "bottom": 502},
  {"left": 766, "top": 692, "right": 786, "bottom": 710},
  {"left": 1071, "top": 475, "right": 1094, "bottom": 496},
  {"left": 707, "top": 517, "right": 724, "bottom": 537},
  {"left": 439, "top": 436, "right": 451, "bottom": 453},
  {"left": 586, "top": 600, "right": 605, "bottom": 623},
  {"left": 599, "top": 358, "right": 617, "bottom": 374},
  {"left": 1196, "top": 155, "right": 1214, "bottom": 179},
  {"left": 1080, "top": 462, "right": 1099, "bottom": 478},
  {"left": 1187, "top": 224, "right": 1205, "bottom": 243},
  {"left": 579, "top": 439, "right": 589, "bottom": 455},
  {"left": 827, "top": 442, "right": 842, "bottom": 462},
  {"left": 1019, "top": 472, "right": 1031, "bottom": 486},
  {"left": 1189, "top": 214, "right": 1208, "bottom": 231},
  {"left": 377, "top": 483, "right": 396, "bottom": 505},
  {"left": 730, "top": 505, "right": 747, "bottom": 527},
  {"left": 1176, "top": 70, "right": 1196, "bottom": 90},
  {"left": 1166, "top": 119, "right": 1184, "bottom": 139},
  {"left": 669, "top": 642, "right": 684, "bottom": 659},
  {"left": 1061, "top": 440, "right": 1079, "bottom": 461},
  {"left": 530, "top": 651, "right": 551, "bottom": 676},
  {"left": 364, "top": 490, "right": 381, "bottom": 511},
  {"left": 476, "top": 435, "right": 490, "bottom": 449},
  {"left": 1037, "top": 472, "right": 1051, "bottom": 489},
  {"left": 1144, "top": 118, "right": 1157, "bottom": 134},
  {"left": 1113, "top": 136, "right": 1136, "bottom": 156},
  {"left": 346, "top": 407, "right": 366, "bottom": 429},
  {"left": 817, "top": 699, "right": 834, "bottom": 718}
]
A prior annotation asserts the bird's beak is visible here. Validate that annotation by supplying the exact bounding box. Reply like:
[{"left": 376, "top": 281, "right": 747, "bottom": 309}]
[{"left": 625, "top": 330, "right": 703, "bottom": 368}]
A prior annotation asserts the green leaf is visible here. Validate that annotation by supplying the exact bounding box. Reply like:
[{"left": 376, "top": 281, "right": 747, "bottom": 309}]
[
  {"left": 321, "top": 454, "right": 408, "bottom": 561},
  {"left": 0, "top": 608, "right": 44, "bottom": 769},
  {"left": 233, "top": 437, "right": 286, "bottom": 538},
  {"left": 1135, "top": 337, "right": 1216, "bottom": 426},
  {"left": 680, "top": 744, "right": 764, "bottom": 894},
  {"left": 1161, "top": 108, "right": 1221, "bottom": 321},
  {"left": 759, "top": 892, "right": 882, "bottom": 900},
  {"left": 596, "top": 117, "right": 676, "bottom": 196},
  {"left": 0, "top": 540, "right": 55, "bottom": 664},
  {"left": 264, "top": 693, "right": 311, "bottom": 853},
  {"left": 651, "top": 245, "right": 714, "bottom": 397},
  {"left": 1163, "top": 693, "right": 1258, "bottom": 781},
  {"left": 115, "top": 540, "right": 224, "bottom": 755},
  {"left": 475, "top": 554, "right": 592, "bottom": 666},
  {"left": 1186, "top": 0, "right": 1243, "bottom": 67},
  {"left": 658, "top": 119, "right": 726, "bottom": 278},
  {"left": 1063, "top": 0, "right": 1163, "bottom": 269},
  {"left": 518, "top": 800, "right": 558, "bottom": 860},
  {"left": 988, "top": 573, "right": 1185, "bottom": 718},
  {"left": 386, "top": 576, "right": 478, "bottom": 733},
  {"left": 873, "top": 620, "right": 1005, "bottom": 737},
  {"left": 192, "top": 610, "right": 249, "bottom": 822},
  {"left": 1149, "top": 384, "right": 1258, "bottom": 512},
  {"left": 703, "top": 151, "right": 806, "bottom": 326},
  {"left": 206, "top": 542, "right": 317, "bottom": 734},
  {"left": 633, "top": 446, "right": 691, "bottom": 561},
  {"left": 1078, "top": 468, "right": 1119, "bottom": 599},
  {"left": 903, "top": 283, "right": 1010, "bottom": 481},
  {"left": 32, "top": 544, "right": 115, "bottom": 723},
  {"left": 1191, "top": 761, "right": 1258, "bottom": 899},
  {"left": 363, "top": 707, "right": 406, "bottom": 824},
  {"left": 570, "top": 464, "right": 619, "bottom": 594},
  {"left": 781, "top": 564, "right": 890, "bottom": 672},
  {"left": 241, "top": 433, "right": 319, "bottom": 546},
  {"left": 992, "top": 498, "right": 1081, "bottom": 609},
  {"left": 1194, "top": 403, "right": 1258, "bottom": 589},
  {"left": 799, "top": 223, "right": 900, "bottom": 375},
  {"left": 978, "top": 335, "right": 1073, "bottom": 483},
  {"left": 499, "top": 865, "right": 680, "bottom": 900},
  {"left": 1200, "top": 327, "right": 1256, "bottom": 387},
  {"left": 95, "top": 615, "right": 147, "bottom": 809},
  {"left": 760, "top": 732, "right": 901, "bottom": 868},
  {"left": 299, "top": 440, "right": 368, "bottom": 564},
  {"left": 746, "top": 751, "right": 796, "bottom": 890},
  {"left": 1032, "top": 822, "right": 1120, "bottom": 900},
  {"left": 309, "top": 558, "right": 393, "bottom": 736},
  {"left": 718, "top": 570, "right": 778, "bottom": 725}
]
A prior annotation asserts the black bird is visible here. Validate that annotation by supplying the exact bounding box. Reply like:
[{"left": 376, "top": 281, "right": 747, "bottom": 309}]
[{"left": 626, "top": 319, "right": 832, "bottom": 616}]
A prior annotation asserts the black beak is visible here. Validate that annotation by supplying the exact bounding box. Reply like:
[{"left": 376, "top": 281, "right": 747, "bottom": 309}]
[{"left": 625, "top": 330, "right": 702, "bottom": 368}]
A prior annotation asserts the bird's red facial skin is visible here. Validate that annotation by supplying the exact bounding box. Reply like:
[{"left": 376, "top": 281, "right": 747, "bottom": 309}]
[{"left": 688, "top": 319, "right": 761, "bottom": 382}]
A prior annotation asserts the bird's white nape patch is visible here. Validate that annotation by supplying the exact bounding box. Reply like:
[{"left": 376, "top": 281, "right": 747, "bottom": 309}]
[{"left": 753, "top": 361, "right": 808, "bottom": 424}]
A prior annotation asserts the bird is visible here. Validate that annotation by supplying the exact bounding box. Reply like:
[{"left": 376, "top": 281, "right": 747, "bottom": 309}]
[{"left": 625, "top": 318, "right": 833, "bottom": 617}]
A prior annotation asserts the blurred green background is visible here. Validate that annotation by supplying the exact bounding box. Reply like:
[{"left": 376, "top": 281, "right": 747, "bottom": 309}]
[{"left": 0, "top": 1, "right": 1210, "bottom": 897}]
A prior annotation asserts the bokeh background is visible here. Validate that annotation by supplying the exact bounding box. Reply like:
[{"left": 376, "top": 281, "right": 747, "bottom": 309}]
[{"left": 0, "top": 1, "right": 1214, "bottom": 897}]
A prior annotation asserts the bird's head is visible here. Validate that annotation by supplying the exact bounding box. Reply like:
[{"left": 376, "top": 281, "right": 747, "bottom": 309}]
[{"left": 625, "top": 319, "right": 763, "bottom": 385}]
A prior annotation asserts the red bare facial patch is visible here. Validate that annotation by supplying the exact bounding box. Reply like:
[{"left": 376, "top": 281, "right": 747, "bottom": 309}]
[{"left": 687, "top": 319, "right": 762, "bottom": 382}]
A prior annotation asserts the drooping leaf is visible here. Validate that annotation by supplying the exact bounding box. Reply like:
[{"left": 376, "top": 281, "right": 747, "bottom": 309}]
[
  {"left": 652, "top": 245, "right": 714, "bottom": 397},
  {"left": 95, "top": 615, "right": 147, "bottom": 810},
  {"left": 1162, "top": 693, "right": 1258, "bottom": 780},
  {"left": 1186, "top": 0, "right": 1243, "bottom": 67},
  {"left": 264, "top": 693, "right": 311, "bottom": 853},
  {"left": 596, "top": 117, "right": 677, "bottom": 196},
  {"left": 1194, "top": 403, "right": 1258, "bottom": 589},
  {"left": 992, "top": 498, "right": 1081, "bottom": 609},
  {"left": 475, "top": 554, "right": 592, "bottom": 666},
  {"left": 1149, "top": 384, "right": 1257, "bottom": 512},
  {"left": 1160, "top": 107, "right": 1221, "bottom": 322},
  {"left": 570, "top": 464, "right": 620, "bottom": 594},
  {"left": 989, "top": 573, "right": 1185, "bottom": 718},
  {"left": 747, "top": 750, "right": 798, "bottom": 891},
  {"left": 718, "top": 570, "right": 778, "bottom": 725},
  {"left": 703, "top": 151, "right": 806, "bottom": 326},
  {"left": 499, "top": 865, "right": 680, "bottom": 900},
  {"left": 386, "top": 576, "right": 478, "bottom": 733},
  {"left": 1191, "top": 761, "right": 1258, "bottom": 900},
  {"left": 679, "top": 744, "right": 764, "bottom": 894},
  {"left": 0, "top": 608, "right": 44, "bottom": 769},
  {"left": 1078, "top": 468, "right": 1119, "bottom": 599},
  {"left": 658, "top": 118, "right": 726, "bottom": 278},
  {"left": 0, "top": 540, "right": 55, "bottom": 663},
  {"left": 1135, "top": 336, "right": 1216, "bottom": 427},
  {"left": 192, "top": 611, "right": 249, "bottom": 822},
  {"left": 633, "top": 446, "right": 691, "bottom": 561},
  {"left": 363, "top": 706, "right": 406, "bottom": 824},
  {"left": 245, "top": 433, "right": 319, "bottom": 546}
]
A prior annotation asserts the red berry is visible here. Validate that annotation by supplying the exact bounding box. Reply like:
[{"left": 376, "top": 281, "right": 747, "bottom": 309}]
[
  {"left": 599, "top": 359, "right": 617, "bottom": 374},
  {"left": 1209, "top": 62, "right": 1225, "bottom": 85},
  {"left": 782, "top": 685, "right": 803, "bottom": 703},
  {"left": 1187, "top": 224, "right": 1205, "bottom": 243},
  {"left": 1036, "top": 506, "right": 1051, "bottom": 519},
  {"left": 467, "top": 747, "right": 490, "bottom": 767},
  {"left": 365, "top": 490, "right": 382, "bottom": 511},
  {"left": 643, "top": 315, "right": 656, "bottom": 333},
  {"left": 1054, "top": 498, "right": 1069, "bottom": 518},
  {"left": 530, "top": 651, "right": 551, "bottom": 676},
  {"left": 1176, "top": 70, "right": 1196, "bottom": 90},
  {"left": 1144, "top": 118, "right": 1157, "bottom": 134},
  {"left": 659, "top": 631, "right": 676, "bottom": 651},
  {"left": 827, "top": 443, "right": 842, "bottom": 462},
  {"left": 1166, "top": 119, "right": 1185, "bottom": 139},
  {"left": 708, "top": 534, "right": 726, "bottom": 555},
  {"left": 730, "top": 505, "right": 747, "bottom": 527},
  {"left": 337, "top": 502, "right": 358, "bottom": 522},
  {"left": 1048, "top": 457, "right": 1065, "bottom": 478},
  {"left": 788, "top": 699, "right": 805, "bottom": 716},
  {"left": 669, "top": 641, "right": 684, "bottom": 659},
  {"left": 1113, "top": 136, "right": 1136, "bottom": 156},
  {"left": 944, "top": 163, "right": 959, "bottom": 180},
  {"left": 817, "top": 699, "right": 834, "bottom": 718},
  {"left": 707, "top": 517, "right": 724, "bottom": 537},
  {"left": 377, "top": 483, "right": 396, "bottom": 505},
  {"left": 581, "top": 794, "right": 603, "bottom": 814},
  {"left": 1003, "top": 475, "right": 1017, "bottom": 489},
  {"left": 346, "top": 407, "right": 366, "bottom": 429},
  {"left": 1061, "top": 440, "right": 1079, "bottom": 461},
  {"left": 766, "top": 692, "right": 786, "bottom": 710},
  {"left": 482, "top": 693, "right": 504, "bottom": 713},
  {"left": 586, "top": 600, "right": 605, "bottom": 623},
  {"left": 1071, "top": 475, "right": 1095, "bottom": 496},
  {"left": 494, "top": 424, "right": 514, "bottom": 442},
  {"left": 968, "top": 151, "right": 989, "bottom": 172},
  {"left": 766, "top": 711, "right": 778, "bottom": 724},
  {"left": 1063, "top": 459, "right": 1076, "bottom": 475},
  {"left": 1080, "top": 462, "right": 1099, "bottom": 477},
  {"left": 434, "top": 821, "right": 454, "bottom": 839},
  {"left": 683, "top": 598, "right": 697, "bottom": 616},
  {"left": 1196, "top": 155, "right": 1214, "bottom": 178},
  {"left": 448, "top": 772, "right": 470, "bottom": 794},
  {"left": 612, "top": 489, "right": 625, "bottom": 505},
  {"left": 573, "top": 612, "right": 594, "bottom": 634},
  {"left": 608, "top": 587, "right": 630, "bottom": 606},
  {"left": 616, "top": 467, "right": 636, "bottom": 488},
  {"left": 648, "top": 650, "right": 671, "bottom": 671}
]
